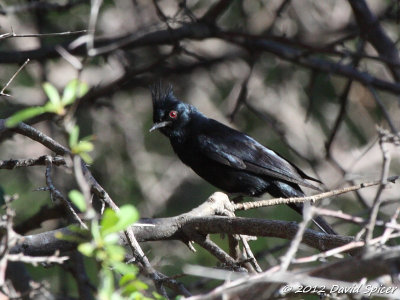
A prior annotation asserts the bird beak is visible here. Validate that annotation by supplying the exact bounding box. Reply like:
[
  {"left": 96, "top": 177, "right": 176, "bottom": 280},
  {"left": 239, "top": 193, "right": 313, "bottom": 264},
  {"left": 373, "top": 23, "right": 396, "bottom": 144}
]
[{"left": 149, "top": 121, "right": 172, "bottom": 132}]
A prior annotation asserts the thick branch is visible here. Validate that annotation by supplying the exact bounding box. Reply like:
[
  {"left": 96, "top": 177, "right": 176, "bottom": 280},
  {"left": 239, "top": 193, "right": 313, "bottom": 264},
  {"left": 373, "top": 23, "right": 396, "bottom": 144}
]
[
  {"left": 10, "top": 216, "right": 354, "bottom": 257},
  {"left": 348, "top": 0, "right": 400, "bottom": 81}
]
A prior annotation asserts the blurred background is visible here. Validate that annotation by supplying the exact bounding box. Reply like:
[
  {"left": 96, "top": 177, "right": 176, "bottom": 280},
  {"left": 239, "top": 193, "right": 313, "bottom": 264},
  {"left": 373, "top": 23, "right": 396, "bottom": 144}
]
[{"left": 0, "top": 0, "right": 399, "bottom": 297}]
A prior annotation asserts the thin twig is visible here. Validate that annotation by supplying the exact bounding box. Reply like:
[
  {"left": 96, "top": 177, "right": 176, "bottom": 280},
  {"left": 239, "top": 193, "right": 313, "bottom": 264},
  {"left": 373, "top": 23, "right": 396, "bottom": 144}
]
[
  {"left": 0, "top": 30, "right": 88, "bottom": 40},
  {"left": 87, "top": 0, "right": 103, "bottom": 56},
  {"left": 379, "top": 206, "right": 400, "bottom": 245},
  {"left": 191, "top": 233, "right": 243, "bottom": 271},
  {"left": 294, "top": 232, "right": 400, "bottom": 264},
  {"left": 0, "top": 59, "right": 30, "bottom": 96},
  {"left": 365, "top": 129, "right": 393, "bottom": 244},
  {"left": 279, "top": 204, "right": 314, "bottom": 271},
  {"left": 241, "top": 236, "right": 262, "bottom": 273},
  {"left": 314, "top": 207, "right": 400, "bottom": 230},
  {"left": 234, "top": 176, "right": 398, "bottom": 211},
  {"left": 55, "top": 45, "right": 83, "bottom": 70},
  {"left": 44, "top": 156, "right": 88, "bottom": 230}
]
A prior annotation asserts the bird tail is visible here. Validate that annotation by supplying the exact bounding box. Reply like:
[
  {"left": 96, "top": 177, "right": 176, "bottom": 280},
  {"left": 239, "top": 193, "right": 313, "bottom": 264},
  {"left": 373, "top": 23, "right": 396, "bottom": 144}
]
[
  {"left": 287, "top": 202, "right": 337, "bottom": 235},
  {"left": 311, "top": 215, "right": 337, "bottom": 235},
  {"left": 274, "top": 181, "right": 337, "bottom": 235}
]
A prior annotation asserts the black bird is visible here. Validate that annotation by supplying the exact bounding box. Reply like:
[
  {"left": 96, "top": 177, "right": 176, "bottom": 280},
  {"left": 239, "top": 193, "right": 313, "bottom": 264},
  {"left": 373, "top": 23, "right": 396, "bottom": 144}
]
[{"left": 149, "top": 85, "right": 336, "bottom": 235}]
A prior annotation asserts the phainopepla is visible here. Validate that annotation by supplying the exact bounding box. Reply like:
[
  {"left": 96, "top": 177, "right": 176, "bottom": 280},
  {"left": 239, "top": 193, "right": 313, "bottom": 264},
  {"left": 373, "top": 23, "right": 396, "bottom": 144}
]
[{"left": 149, "top": 84, "right": 336, "bottom": 235}]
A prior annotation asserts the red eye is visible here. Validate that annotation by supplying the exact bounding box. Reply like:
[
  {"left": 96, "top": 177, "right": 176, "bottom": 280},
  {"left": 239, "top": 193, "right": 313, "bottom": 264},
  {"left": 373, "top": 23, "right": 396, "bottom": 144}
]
[{"left": 169, "top": 110, "right": 178, "bottom": 119}]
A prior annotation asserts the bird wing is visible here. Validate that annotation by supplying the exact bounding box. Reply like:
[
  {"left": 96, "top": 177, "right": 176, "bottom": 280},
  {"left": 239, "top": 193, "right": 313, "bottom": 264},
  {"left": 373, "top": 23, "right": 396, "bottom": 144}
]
[{"left": 197, "top": 128, "right": 321, "bottom": 191}]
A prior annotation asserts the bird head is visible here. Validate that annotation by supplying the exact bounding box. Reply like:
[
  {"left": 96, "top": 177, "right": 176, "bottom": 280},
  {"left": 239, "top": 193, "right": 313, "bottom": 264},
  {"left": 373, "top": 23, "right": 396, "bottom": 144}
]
[{"left": 149, "top": 84, "right": 192, "bottom": 138}]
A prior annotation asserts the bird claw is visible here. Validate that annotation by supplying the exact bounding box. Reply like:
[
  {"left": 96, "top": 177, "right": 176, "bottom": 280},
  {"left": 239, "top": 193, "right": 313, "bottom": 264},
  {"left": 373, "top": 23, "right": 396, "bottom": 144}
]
[{"left": 186, "top": 241, "right": 196, "bottom": 252}]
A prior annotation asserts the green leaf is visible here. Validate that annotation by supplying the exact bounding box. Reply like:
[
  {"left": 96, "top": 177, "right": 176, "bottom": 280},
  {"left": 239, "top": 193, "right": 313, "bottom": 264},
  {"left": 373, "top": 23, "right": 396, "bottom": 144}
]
[
  {"left": 43, "top": 82, "right": 61, "bottom": 105},
  {"left": 153, "top": 292, "right": 167, "bottom": 300},
  {"left": 43, "top": 99, "right": 65, "bottom": 115},
  {"left": 79, "top": 152, "right": 93, "bottom": 164},
  {"left": 100, "top": 209, "right": 119, "bottom": 234},
  {"left": 96, "top": 249, "right": 107, "bottom": 261},
  {"left": 78, "top": 242, "right": 95, "bottom": 257},
  {"left": 119, "top": 273, "right": 136, "bottom": 286},
  {"left": 112, "top": 261, "right": 138, "bottom": 276},
  {"left": 69, "top": 189, "right": 86, "bottom": 212},
  {"left": 105, "top": 244, "right": 125, "bottom": 262},
  {"left": 78, "top": 81, "right": 89, "bottom": 97},
  {"left": 101, "top": 205, "right": 139, "bottom": 236},
  {"left": 91, "top": 219, "right": 102, "bottom": 243},
  {"left": 61, "top": 79, "right": 89, "bottom": 106},
  {"left": 61, "top": 79, "right": 78, "bottom": 105},
  {"left": 103, "top": 233, "right": 119, "bottom": 245},
  {"left": 5, "top": 106, "right": 46, "bottom": 127},
  {"left": 122, "top": 281, "right": 149, "bottom": 295},
  {"left": 69, "top": 125, "right": 80, "bottom": 148},
  {"left": 75, "top": 140, "right": 94, "bottom": 153}
]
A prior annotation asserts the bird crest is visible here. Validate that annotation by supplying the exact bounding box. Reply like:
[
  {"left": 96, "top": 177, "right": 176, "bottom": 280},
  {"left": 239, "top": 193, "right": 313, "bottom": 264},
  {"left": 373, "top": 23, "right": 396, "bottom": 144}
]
[{"left": 150, "top": 82, "right": 177, "bottom": 109}]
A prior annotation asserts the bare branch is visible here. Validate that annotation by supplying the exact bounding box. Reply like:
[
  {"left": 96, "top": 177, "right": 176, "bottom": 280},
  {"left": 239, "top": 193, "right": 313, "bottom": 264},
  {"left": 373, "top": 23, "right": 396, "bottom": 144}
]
[
  {"left": 365, "top": 129, "right": 393, "bottom": 244},
  {"left": 280, "top": 204, "right": 314, "bottom": 271},
  {"left": 7, "top": 253, "right": 69, "bottom": 265},
  {"left": 0, "top": 59, "right": 30, "bottom": 97},
  {"left": 44, "top": 156, "right": 88, "bottom": 230},
  {"left": 348, "top": 0, "right": 400, "bottom": 80},
  {"left": 0, "top": 30, "right": 88, "bottom": 40},
  {"left": 0, "top": 155, "right": 66, "bottom": 169}
]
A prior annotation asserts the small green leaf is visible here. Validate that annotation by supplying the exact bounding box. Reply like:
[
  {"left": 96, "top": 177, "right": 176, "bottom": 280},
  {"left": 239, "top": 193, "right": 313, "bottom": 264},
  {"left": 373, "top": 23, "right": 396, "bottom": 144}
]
[
  {"left": 61, "top": 79, "right": 89, "bottom": 106},
  {"left": 44, "top": 100, "right": 65, "bottom": 115},
  {"left": 69, "top": 125, "right": 80, "bottom": 148},
  {"left": 61, "top": 79, "right": 78, "bottom": 105},
  {"left": 100, "top": 208, "right": 119, "bottom": 233},
  {"left": 91, "top": 219, "right": 102, "bottom": 243},
  {"left": 78, "top": 242, "right": 95, "bottom": 257},
  {"left": 122, "top": 281, "right": 149, "bottom": 295},
  {"left": 153, "top": 292, "right": 167, "bottom": 300},
  {"left": 68, "top": 189, "right": 86, "bottom": 212},
  {"left": 101, "top": 205, "right": 139, "bottom": 236},
  {"left": 96, "top": 249, "right": 107, "bottom": 261},
  {"left": 5, "top": 106, "right": 46, "bottom": 127},
  {"left": 119, "top": 273, "right": 136, "bottom": 286},
  {"left": 105, "top": 244, "right": 125, "bottom": 262},
  {"left": 43, "top": 82, "right": 61, "bottom": 105},
  {"left": 79, "top": 152, "right": 93, "bottom": 164},
  {"left": 103, "top": 233, "right": 119, "bottom": 245},
  {"left": 75, "top": 140, "right": 94, "bottom": 153},
  {"left": 78, "top": 82, "right": 89, "bottom": 97}
]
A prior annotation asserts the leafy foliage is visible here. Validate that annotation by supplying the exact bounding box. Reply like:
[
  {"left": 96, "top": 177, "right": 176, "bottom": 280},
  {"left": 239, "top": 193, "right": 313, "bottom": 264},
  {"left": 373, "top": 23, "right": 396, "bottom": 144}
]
[
  {"left": 5, "top": 79, "right": 88, "bottom": 127},
  {"left": 77, "top": 204, "right": 155, "bottom": 300},
  {"left": 68, "top": 125, "right": 94, "bottom": 163}
]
